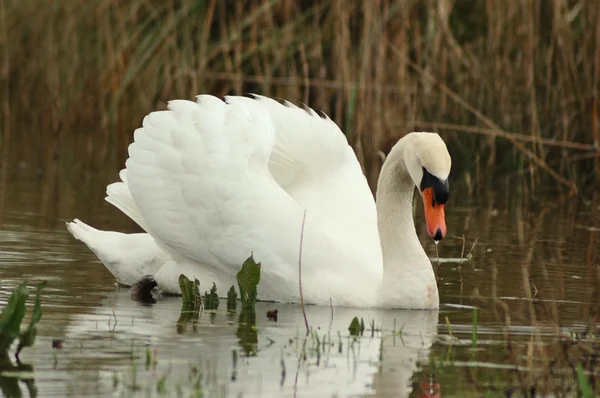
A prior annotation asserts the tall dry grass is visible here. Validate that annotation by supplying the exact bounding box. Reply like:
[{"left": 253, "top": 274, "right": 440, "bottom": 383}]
[{"left": 1, "top": 0, "right": 599, "bottom": 195}]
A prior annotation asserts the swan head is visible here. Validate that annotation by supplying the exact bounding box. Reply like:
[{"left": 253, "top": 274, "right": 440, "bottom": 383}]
[{"left": 404, "top": 132, "right": 451, "bottom": 241}]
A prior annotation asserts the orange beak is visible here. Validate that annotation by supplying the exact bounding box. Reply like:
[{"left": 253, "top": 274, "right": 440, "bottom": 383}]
[{"left": 421, "top": 187, "right": 447, "bottom": 241}]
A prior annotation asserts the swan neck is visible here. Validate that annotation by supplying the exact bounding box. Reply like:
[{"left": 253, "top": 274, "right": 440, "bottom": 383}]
[
  {"left": 376, "top": 139, "right": 424, "bottom": 270},
  {"left": 375, "top": 136, "right": 437, "bottom": 308}
]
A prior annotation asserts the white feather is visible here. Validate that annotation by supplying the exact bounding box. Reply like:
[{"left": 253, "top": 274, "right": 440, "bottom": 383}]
[
  {"left": 120, "top": 97, "right": 382, "bottom": 305},
  {"left": 67, "top": 95, "right": 452, "bottom": 309},
  {"left": 66, "top": 219, "right": 169, "bottom": 285}
]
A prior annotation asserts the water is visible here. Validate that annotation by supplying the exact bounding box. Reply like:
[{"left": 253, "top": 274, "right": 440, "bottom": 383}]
[{"left": 0, "top": 163, "right": 599, "bottom": 397}]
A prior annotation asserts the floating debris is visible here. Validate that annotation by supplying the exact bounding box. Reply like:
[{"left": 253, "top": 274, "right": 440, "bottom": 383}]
[
  {"left": 428, "top": 253, "right": 474, "bottom": 264},
  {"left": 129, "top": 275, "right": 157, "bottom": 303},
  {"left": 266, "top": 309, "right": 278, "bottom": 321}
]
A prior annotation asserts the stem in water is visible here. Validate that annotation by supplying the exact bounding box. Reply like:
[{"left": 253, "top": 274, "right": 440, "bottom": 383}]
[{"left": 298, "top": 209, "right": 309, "bottom": 336}]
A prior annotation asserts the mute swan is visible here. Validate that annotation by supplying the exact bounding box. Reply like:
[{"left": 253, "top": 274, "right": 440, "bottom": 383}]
[{"left": 67, "top": 94, "right": 451, "bottom": 309}]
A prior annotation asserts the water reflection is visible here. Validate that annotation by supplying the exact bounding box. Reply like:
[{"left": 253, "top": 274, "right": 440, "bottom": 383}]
[
  {"left": 0, "top": 361, "right": 37, "bottom": 398},
  {"left": 52, "top": 290, "right": 437, "bottom": 397},
  {"left": 236, "top": 310, "right": 258, "bottom": 357}
]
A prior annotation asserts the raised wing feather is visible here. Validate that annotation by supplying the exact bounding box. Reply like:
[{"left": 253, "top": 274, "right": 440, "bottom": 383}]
[
  {"left": 249, "top": 95, "right": 381, "bottom": 257},
  {"left": 122, "top": 95, "right": 382, "bottom": 304}
]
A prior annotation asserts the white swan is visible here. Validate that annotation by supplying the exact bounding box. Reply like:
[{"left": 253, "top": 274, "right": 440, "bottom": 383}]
[{"left": 67, "top": 94, "right": 451, "bottom": 309}]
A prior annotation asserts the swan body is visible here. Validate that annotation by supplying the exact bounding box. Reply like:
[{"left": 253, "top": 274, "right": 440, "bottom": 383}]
[{"left": 68, "top": 94, "right": 451, "bottom": 309}]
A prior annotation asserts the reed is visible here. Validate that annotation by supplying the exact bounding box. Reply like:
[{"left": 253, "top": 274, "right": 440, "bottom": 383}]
[{"left": 1, "top": 0, "right": 599, "bottom": 194}]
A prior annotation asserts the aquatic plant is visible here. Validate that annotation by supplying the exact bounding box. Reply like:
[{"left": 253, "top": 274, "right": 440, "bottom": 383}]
[
  {"left": 236, "top": 310, "right": 258, "bottom": 357},
  {"left": 348, "top": 317, "right": 365, "bottom": 337},
  {"left": 236, "top": 254, "right": 261, "bottom": 311},
  {"left": 0, "top": 281, "right": 46, "bottom": 368},
  {"left": 179, "top": 275, "right": 201, "bottom": 310},
  {"left": 203, "top": 283, "right": 219, "bottom": 311},
  {"left": 226, "top": 286, "right": 237, "bottom": 312},
  {"left": 577, "top": 363, "right": 593, "bottom": 398},
  {"left": 177, "top": 275, "right": 201, "bottom": 334}
]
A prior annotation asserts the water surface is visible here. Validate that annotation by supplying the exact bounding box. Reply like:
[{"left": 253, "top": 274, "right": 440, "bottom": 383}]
[{"left": 1, "top": 164, "right": 599, "bottom": 397}]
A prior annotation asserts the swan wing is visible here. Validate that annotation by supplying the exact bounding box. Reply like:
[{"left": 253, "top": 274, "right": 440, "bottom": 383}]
[
  {"left": 249, "top": 95, "right": 381, "bottom": 257},
  {"left": 122, "top": 95, "right": 382, "bottom": 304}
]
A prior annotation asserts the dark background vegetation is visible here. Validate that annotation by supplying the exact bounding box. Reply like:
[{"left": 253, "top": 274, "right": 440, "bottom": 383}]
[{"left": 1, "top": 0, "right": 599, "bottom": 198}]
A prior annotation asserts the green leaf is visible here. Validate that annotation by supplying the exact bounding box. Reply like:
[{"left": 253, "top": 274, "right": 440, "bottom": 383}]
[
  {"left": 16, "top": 281, "right": 47, "bottom": 356},
  {"left": 177, "top": 275, "right": 201, "bottom": 334},
  {"left": 203, "top": 283, "right": 219, "bottom": 310},
  {"left": 0, "top": 281, "right": 46, "bottom": 369},
  {"left": 236, "top": 254, "right": 261, "bottom": 311},
  {"left": 0, "top": 282, "right": 29, "bottom": 354},
  {"left": 227, "top": 285, "right": 238, "bottom": 312},
  {"left": 577, "top": 363, "right": 593, "bottom": 398},
  {"left": 348, "top": 317, "right": 361, "bottom": 336},
  {"left": 179, "top": 274, "right": 201, "bottom": 308},
  {"left": 156, "top": 376, "right": 167, "bottom": 394}
]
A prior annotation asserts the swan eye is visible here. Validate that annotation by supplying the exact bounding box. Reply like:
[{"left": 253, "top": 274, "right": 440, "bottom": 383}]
[{"left": 419, "top": 167, "right": 449, "bottom": 205}]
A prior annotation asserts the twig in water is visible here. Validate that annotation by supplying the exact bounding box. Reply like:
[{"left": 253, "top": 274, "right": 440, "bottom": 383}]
[
  {"left": 108, "top": 309, "right": 118, "bottom": 331},
  {"left": 298, "top": 209, "right": 309, "bottom": 336},
  {"left": 458, "top": 234, "right": 466, "bottom": 266},
  {"left": 435, "top": 242, "right": 441, "bottom": 280},
  {"left": 471, "top": 308, "right": 478, "bottom": 348},
  {"left": 445, "top": 316, "right": 453, "bottom": 339},
  {"left": 280, "top": 353, "right": 286, "bottom": 387},
  {"left": 329, "top": 298, "right": 333, "bottom": 326},
  {"left": 293, "top": 338, "right": 307, "bottom": 396},
  {"left": 467, "top": 237, "right": 479, "bottom": 259}
]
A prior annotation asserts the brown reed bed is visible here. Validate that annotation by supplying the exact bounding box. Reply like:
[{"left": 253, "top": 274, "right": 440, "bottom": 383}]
[{"left": 1, "top": 0, "right": 599, "bottom": 196}]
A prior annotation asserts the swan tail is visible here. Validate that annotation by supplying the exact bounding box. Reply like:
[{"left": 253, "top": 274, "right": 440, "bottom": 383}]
[
  {"left": 66, "top": 219, "right": 121, "bottom": 277},
  {"left": 66, "top": 219, "right": 167, "bottom": 286},
  {"left": 66, "top": 218, "right": 99, "bottom": 241}
]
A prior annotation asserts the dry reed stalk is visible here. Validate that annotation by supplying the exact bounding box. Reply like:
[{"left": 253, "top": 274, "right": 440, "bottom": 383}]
[
  {"left": 0, "top": 0, "right": 7, "bottom": 223},
  {"left": 2, "top": 0, "right": 598, "bottom": 194},
  {"left": 594, "top": 0, "right": 600, "bottom": 184},
  {"left": 386, "top": 40, "right": 578, "bottom": 192},
  {"left": 411, "top": 121, "right": 600, "bottom": 151}
]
